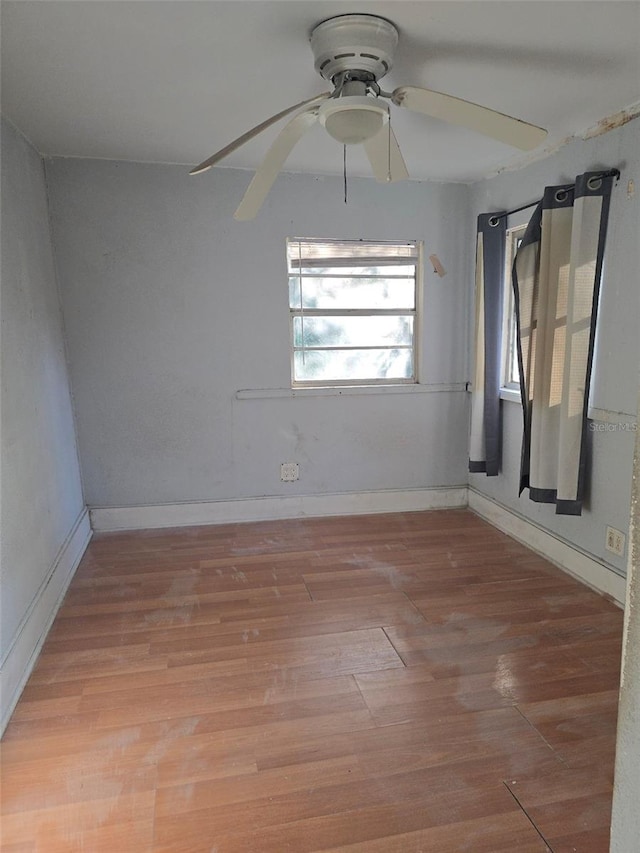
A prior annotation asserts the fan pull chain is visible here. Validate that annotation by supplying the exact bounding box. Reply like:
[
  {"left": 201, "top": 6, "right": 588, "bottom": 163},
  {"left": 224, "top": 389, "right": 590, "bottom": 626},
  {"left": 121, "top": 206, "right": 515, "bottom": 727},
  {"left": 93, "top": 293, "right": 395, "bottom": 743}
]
[{"left": 343, "top": 145, "right": 348, "bottom": 204}]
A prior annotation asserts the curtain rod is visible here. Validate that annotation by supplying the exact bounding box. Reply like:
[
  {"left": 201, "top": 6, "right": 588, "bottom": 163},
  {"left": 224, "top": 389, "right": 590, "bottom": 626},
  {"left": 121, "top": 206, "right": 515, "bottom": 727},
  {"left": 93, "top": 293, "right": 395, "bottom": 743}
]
[{"left": 489, "top": 168, "right": 620, "bottom": 225}]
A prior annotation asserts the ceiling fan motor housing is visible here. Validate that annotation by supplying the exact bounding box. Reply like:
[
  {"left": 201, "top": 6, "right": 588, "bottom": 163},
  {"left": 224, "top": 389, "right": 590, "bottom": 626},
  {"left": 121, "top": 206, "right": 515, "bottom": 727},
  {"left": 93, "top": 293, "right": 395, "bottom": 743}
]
[{"left": 310, "top": 14, "right": 399, "bottom": 84}]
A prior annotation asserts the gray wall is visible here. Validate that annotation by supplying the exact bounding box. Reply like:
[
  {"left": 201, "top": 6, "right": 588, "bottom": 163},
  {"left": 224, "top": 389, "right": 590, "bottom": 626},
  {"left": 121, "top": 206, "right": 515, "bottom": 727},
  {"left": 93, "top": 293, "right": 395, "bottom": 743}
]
[
  {"left": 0, "top": 119, "right": 84, "bottom": 656},
  {"left": 469, "top": 119, "right": 640, "bottom": 577},
  {"left": 45, "top": 159, "right": 470, "bottom": 508},
  {"left": 31, "top": 120, "right": 638, "bottom": 576}
]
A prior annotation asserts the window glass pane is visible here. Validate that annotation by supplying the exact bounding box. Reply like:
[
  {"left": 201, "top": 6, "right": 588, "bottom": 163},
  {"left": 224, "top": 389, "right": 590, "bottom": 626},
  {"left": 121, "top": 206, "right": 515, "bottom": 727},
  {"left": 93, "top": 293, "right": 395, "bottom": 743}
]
[
  {"left": 287, "top": 240, "right": 418, "bottom": 267},
  {"left": 287, "top": 238, "right": 419, "bottom": 386},
  {"left": 502, "top": 227, "right": 525, "bottom": 388},
  {"left": 294, "top": 348, "right": 413, "bottom": 382},
  {"left": 293, "top": 316, "right": 414, "bottom": 348},
  {"left": 510, "top": 314, "right": 519, "bottom": 384},
  {"left": 289, "top": 276, "right": 415, "bottom": 309},
  {"left": 289, "top": 264, "right": 415, "bottom": 277},
  {"left": 511, "top": 237, "right": 523, "bottom": 385}
]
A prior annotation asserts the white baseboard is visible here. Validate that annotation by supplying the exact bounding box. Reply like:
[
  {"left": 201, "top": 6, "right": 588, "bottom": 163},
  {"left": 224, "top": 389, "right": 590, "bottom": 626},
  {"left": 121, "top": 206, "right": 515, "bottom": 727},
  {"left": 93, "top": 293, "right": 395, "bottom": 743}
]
[
  {"left": 468, "top": 488, "right": 626, "bottom": 605},
  {"left": 90, "top": 487, "right": 469, "bottom": 532},
  {"left": 0, "top": 508, "right": 92, "bottom": 736}
]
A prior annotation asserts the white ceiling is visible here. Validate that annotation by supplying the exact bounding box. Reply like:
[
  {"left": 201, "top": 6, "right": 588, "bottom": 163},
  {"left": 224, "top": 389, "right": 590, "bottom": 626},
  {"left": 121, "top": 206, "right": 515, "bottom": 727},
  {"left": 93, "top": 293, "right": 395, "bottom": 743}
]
[{"left": 2, "top": 1, "right": 639, "bottom": 182}]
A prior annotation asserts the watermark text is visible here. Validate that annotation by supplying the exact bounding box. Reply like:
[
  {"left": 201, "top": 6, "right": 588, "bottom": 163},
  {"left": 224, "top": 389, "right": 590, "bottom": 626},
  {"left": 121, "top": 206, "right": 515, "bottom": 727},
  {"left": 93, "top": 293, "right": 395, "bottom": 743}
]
[{"left": 589, "top": 421, "right": 637, "bottom": 432}]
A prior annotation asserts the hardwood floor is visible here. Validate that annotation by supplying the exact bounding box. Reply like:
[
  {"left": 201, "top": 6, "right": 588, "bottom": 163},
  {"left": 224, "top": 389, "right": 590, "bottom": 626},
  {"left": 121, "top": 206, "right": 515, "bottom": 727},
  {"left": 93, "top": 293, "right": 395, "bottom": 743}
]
[{"left": 0, "top": 509, "right": 623, "bottom": 852}]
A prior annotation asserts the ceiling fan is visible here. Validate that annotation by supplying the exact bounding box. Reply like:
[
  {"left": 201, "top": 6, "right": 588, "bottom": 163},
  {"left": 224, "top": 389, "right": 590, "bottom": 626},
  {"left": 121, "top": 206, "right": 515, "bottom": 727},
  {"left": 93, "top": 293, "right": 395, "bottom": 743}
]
[{"left": 190, "top": 14, "right": 548, "bottom": 220}]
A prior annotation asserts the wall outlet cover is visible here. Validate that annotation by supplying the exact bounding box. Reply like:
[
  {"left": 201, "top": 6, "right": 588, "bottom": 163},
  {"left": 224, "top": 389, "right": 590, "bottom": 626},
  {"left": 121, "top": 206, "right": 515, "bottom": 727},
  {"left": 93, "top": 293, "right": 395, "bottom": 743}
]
[
  {"left": 280, "top": 462, "right": 299, "bottom": 482},
  {"left": 605, "top": 525, "right": 625, "bottom": 557}
]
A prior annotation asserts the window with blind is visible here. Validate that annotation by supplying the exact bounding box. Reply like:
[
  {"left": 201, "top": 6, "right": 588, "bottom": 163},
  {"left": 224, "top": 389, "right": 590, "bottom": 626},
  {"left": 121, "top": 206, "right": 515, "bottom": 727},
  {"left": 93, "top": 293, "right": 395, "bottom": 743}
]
[{"left": 287, "top": 238, "right": 421, "bottom": 387}]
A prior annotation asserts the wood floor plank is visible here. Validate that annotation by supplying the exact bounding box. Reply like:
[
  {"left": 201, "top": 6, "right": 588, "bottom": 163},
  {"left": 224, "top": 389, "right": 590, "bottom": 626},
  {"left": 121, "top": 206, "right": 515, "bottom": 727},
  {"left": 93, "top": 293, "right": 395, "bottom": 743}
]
[
  {"left": 160, "top": 626, "right": 405, "bottom": 681},
  {"left": 353, "top": 658, "right": 616, "bottom": 722},
  {"left": 2, "top": 744, "right": 159, "bottom": 815},
  {"left": 94, "top": 678, "right": 368, "bottom": 731},
  {"left": 313, "top": 810, "right": 551, "bottom": 852},
  {"left": 254, "top": 706, "right": 555, "bottom": 773},
  {"left": 0, "top": 791, "right": 155, "bottom": 849},
  {"left": 0, "top": 509, "right": 623, "bottom": 852},
  {"left": 546, "top": 827, "right": 612, "bottom": 852},
  {"left": 153, "top": 784, "right": 523, "bottom": 852},
  {"left": 43, "top": 592, "right": 424, "bottom": 653},
  {"left": 516, "top": 792, "right": 614, "bottom": 840}
]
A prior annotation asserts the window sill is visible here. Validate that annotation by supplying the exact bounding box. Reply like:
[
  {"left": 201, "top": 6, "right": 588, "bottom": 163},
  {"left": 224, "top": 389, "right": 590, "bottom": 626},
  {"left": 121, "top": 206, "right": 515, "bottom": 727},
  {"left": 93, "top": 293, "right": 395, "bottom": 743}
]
[
  {"left": 499, "top": 387, "right": 521, "bottom": 404},
  {"left": 236, "top": 382, "right": 467, "bottom": 400}
]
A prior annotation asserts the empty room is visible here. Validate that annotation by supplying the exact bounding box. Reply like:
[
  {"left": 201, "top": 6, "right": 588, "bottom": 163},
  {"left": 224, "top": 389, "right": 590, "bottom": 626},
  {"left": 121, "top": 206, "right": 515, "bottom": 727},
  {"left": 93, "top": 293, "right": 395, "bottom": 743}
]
[{"left": 1, "top": 1, "right": 639, "bottom": 851}]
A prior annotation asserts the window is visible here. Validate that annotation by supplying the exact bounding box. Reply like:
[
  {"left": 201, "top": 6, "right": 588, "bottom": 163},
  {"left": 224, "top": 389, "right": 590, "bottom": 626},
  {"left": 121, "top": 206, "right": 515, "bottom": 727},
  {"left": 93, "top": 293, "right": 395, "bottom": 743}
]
[
  {"left": 287, "top": 238, "right": 421, "bottom": 387},
  {"left": 502, "top": 224, "right": 526, "bottom": 390}
]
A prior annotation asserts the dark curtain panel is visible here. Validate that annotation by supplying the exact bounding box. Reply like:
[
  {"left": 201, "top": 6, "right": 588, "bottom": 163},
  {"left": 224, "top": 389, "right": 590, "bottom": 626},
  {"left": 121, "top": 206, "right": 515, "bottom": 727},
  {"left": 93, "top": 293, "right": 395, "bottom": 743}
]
[
  {"left": 513, "top": 171, "right": 614, "bottom": 515},
  {"left": 469, "top": 212, "right": 506, "bottom": 476}
]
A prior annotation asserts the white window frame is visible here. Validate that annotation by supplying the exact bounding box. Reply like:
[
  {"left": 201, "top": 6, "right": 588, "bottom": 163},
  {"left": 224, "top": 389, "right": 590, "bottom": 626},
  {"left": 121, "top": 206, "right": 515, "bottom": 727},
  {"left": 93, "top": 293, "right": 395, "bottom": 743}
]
[
  {"left": 501, "top": 224, "right": 526, "bottom": 395},
  {"left": 287, "top": 238, "right": 423, "bottom": 389}
]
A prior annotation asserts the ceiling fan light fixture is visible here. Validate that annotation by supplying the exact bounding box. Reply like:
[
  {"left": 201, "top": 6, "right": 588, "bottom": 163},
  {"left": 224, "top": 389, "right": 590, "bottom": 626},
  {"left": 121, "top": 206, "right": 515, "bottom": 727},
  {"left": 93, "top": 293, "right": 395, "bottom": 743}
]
[{"left": 319, "top": 96, "right": 389, "bottom": 145}]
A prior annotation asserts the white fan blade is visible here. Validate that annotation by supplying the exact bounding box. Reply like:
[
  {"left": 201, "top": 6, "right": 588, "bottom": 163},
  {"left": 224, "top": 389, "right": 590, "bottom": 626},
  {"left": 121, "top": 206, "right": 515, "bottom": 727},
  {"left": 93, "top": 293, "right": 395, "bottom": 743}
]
[
  {"left": 392, "top": 86, "right": 547, "bottom": 151},
  {"left": 190, "top": 92, "right": 329, "bottom": 175},
  {"left": 234, "top": 109, "right": 319, "bottom": 221},
  {"left": 364, "top": 125, "right": 409, "bottom": 183}
]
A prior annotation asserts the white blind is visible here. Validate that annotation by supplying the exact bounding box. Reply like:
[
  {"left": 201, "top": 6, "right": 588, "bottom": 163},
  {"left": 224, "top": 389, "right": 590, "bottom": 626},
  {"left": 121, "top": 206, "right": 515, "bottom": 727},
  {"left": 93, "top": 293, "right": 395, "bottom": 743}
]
[{"left": 287, "top": 239, "right": 419, "bottom": 269}]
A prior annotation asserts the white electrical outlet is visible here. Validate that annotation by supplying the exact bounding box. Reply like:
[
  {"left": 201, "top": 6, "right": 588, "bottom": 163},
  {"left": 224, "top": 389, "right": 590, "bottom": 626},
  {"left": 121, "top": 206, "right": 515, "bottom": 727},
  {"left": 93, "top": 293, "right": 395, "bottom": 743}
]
[
  {"left": 280, "top": 462, "right": 299, "bottom": 482},
  {"left": 605, "top": 526, "right": 625, "bottom": 557}
]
